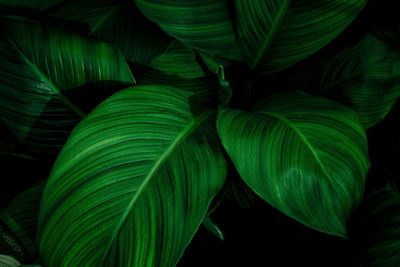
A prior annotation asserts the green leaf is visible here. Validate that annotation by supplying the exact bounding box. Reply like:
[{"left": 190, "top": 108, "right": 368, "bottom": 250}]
[
  {"left": 0, "top": 255, "right": 20, "bottom": 267},
  {"left": 43, "top": 0, "right": 172, "bottom": 66},
  {"left": 201, "top": 216, "right": 224, "bottom": 241},
  {"left": 235, "top": 0, "right": 367, "bottom": 73},
  {"left": 348, "top": 190, "right": 400, "bottom": 266},
  {"left": 263, "top": 34, "right": 400, "bottom": 129},
  {"left": 0, "top": 0, "right": 63, "bottom": 14},
  {"left": 132, "top": 41, "right": 220, "bottom": 107},
  {"left": 0, "top": 19, "right": 135, "bottom": 156},
  {"left": 37, "top": 85, "right": 227, "bottom": 266},
  {"left": 216, "top": 91, "right": 370, "bottom": 238},
  {"left": 135, "top": 0, "right": 241, "bottom": 61},
  {"left": 0, "top": 181, "right": 45, "bottom": 263}
]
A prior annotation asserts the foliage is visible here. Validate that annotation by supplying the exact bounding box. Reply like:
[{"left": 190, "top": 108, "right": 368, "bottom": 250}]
[{"left": 0, "top": 0, "right": 400, "bottom": 266}]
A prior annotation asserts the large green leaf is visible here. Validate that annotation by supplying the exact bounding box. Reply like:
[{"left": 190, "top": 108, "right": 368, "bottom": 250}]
[
  {"left": 43, "top": 0, "right": 172, "bottom": 66},
  {"left": 0, "top": 19, "right": 135, "bottom": 156},
  {"left": 135, "top": 0, "right": 241, "bottom": 61},
  {"left": 0, "top": 181, "right": 45, "bottom": 263},
  {"left": 235, "top": 0, "right": 367, "bottom": 73},
  {"left": 37, "top": 85, "right": 227, "bottom": 266},
  {"left": 216, "top": 91, "right": 370, "bottom": 238},
  {"left": 348, "top": 190, "right": 400, "bottom": 266},
  {"left": 261, "top": 34, "right": 400, "bottom": 129}
]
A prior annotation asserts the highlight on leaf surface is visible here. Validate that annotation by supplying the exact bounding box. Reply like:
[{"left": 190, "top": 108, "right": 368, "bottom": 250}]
[
  {"left": 0, "top": 18, "right": 135, "bottom": 156},
  {"left": 37, "top": 85, "right": 227, "bottom": 266},
  {"left": 135, "top": 0, "right": 241, "bottom": 61},
  {"left": 348, "top": 190, "right": 400, "bottom": 266},
  {"left": 260, "top": 34, "right": 400, "bottom": 129},
  {"left": 216, "top": 91, "right": 370, "bottom": 238},
  {"left": 235, "top": 0, "right": 367, "bottom": 73}
]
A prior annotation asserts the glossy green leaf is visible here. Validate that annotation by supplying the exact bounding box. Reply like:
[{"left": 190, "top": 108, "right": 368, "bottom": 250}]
[
  {"left": 44, "top": 0, "right": 172, "bottom": 66},
  {"left": 133, "top": 41, "right": 220, "bottom": 107},
  {"left": 0, "top": 19, "right": 135, "bottom": 156},
  {"left": 216, "top": 91, "right": 370, "bottom": 238},
  {"left": 235, "top": 0, "right": 367, "bottom": 73},
  {"left": 0, "top": 181, "right": 45, "bottom": 263},
  {"left": 264, "top": 34, "right": 400, "bottom": 129},
  {"left": 37, "top": 85, "right": 227, "bottom": 266},
  {"left": 348, "top": 190, "right": 400, "bottom": 266},
  {"left": 135, "top": 0, "right": 241, "bottom": 61}
]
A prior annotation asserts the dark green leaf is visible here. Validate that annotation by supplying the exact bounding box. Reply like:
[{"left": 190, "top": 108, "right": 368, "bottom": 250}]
[
  {"left": 43, "top": 0, "right": 172, "bottom": 66},
  {"left": 135, "top": 0, "right": 241, "bottom": 60},
  {"left": 235, "top": 0, "right": 367, "bottom": 73},
  {"left": 201, "top": 216, "right": 224, "bottom": 241},
  {"left": 261, "top": 34, "right": 400, "bottom": 129},
  {"left": 0, "top": 181, "right": 45, "bottom": 263},
  {"left": 216, "top": 91, "right": 370, "bottom": 238},
  {"left": 0, "top": 19, "right": 135, "bottom": 156},
  {"left": 37, "top": 85, "right": 227, "bottom": 266},
  {"left": 348, "top": 190, "right": 400, "bottom": 266}
]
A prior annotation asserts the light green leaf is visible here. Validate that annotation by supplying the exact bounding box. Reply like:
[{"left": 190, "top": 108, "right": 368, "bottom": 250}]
[
  {"left": 0, "top": 19, "right": 135, "bottom": 156},
  {"left": 44, "top": 0, "right": 172, "bottom": 66},
  {"left": 235, "top": 0, "right": 367, "bottom": 72},
  {"left": 216, "top": 91, "right": 370, "bottom": 238},
  {"left": 135, "top": 0, "right": 241, "bottom": 61},
  {"left": 265, "top": 34, "right": 400, "bottom": 129},
  {"left": 0, "top": 255, "right": 20, "bottom": 267},
  {"left": 37, "top": 85, "right": 227, "bottom": 266}
]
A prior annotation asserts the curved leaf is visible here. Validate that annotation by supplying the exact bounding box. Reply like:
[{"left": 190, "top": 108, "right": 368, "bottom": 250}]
[
  {"left": 348, "top": 190, "right": 400, "bottom": 266},
  {"left": 0, "top": 181, "right": 45, "bottom": 263},
  {"left": 0, "top": 0, "right": 63, "bottom": 15},
  {"left": 135, "top": 0, "right": 241, "bottom": 61},
  {"left": 37, "top": 85, "right": 227, "bottom": 266},
  {"left": 133, "top": 41, "right": 220, "bottom": 107},
  {"left": 216, "top": 92, "right": 370, "bottom": 238},
  {"left": 44, "top": 0, "right": 172, "bottom": 66},
  {"left": 0, "top": 255, "right": 20, "bottom": 267},
  {"left": 0, "top": 19, "right": 135, "bottom": 156},
  {"left": 262, "top": 34, "right": 400, "bottom": 129},
  {"left": 235, "top": 0, "right": 367, "bottom": 72}
]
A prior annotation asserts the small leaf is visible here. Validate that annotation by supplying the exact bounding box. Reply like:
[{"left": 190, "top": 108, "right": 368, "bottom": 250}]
[
  {"left": 201, "top": 216, "right": 224, "bottom": 241},
  {"left": 0, "top": 255, "right": 20, "bottom": 267},
  {"left": 216, "top": 91, "right": 370, "bottom": 238},
  {"left": 0, "top": 181, "right": 45, "bottom": 263}
]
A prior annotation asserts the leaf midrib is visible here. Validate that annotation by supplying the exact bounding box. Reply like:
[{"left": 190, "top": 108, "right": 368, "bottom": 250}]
[
  {"left": 250, "top": 0, "right": 291, "bottom": 70},
  {"left": 8, "top": 38, "right": 87, "bottom": 119},
  {"left": 101, "top": 109, "right": 215, "bottom": 263},
  {"left": 260, "top": 110, "right": 332, "bottom": 181}
]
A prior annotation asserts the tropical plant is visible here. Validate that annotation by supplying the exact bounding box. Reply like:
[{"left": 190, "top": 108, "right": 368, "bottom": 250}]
[{"left": 0, "top": 0, "right": 400, "bottom": 266}]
